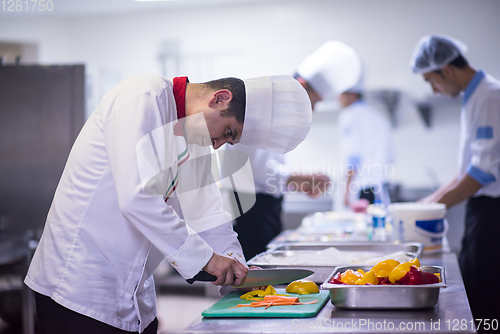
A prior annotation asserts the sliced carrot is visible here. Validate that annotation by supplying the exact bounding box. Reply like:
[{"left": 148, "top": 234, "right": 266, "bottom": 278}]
[
  {"left": 262, "top": 296, "right": 299, "bottom": 303},
  {"left": 295, "top": 300, "right": 319, "bottom": 305},
  {"left": 228, "top": 297, "right": 319, "bottom": 309}
]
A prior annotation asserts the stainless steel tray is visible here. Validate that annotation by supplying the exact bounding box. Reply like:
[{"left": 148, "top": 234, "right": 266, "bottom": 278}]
[
  {"left": 247, "top": 242, "right": 423, "bottom": 283},
  {"left": 266, "top": 229, "right": 363, "bottom": 248},
  {"left": 321, "top": 265, "right": 447, "bottom": 309}
]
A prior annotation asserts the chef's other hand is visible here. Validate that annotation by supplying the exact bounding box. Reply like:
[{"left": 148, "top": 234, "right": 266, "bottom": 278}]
[
  {"left": 203, "top": 253, "right": 248, "bottom": 286},
  {"left": 344, "top": 191, "right": 350, "bottom": 207},
  {"left": 287, "top": 174, "right": 330, "bottom": 198}
]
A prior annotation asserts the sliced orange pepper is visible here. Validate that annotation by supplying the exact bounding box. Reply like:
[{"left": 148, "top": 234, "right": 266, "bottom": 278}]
[{"left": 340, "top": 269, "right": 364, "bottom": 284}]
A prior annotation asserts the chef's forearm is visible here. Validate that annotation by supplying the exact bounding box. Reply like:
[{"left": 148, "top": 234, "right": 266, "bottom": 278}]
[
  {"left": 437, "top": 174, "right": 482, "bottom": 208},
  {"left": 346, "top": 168, "right": 355, "bottom": 187}
]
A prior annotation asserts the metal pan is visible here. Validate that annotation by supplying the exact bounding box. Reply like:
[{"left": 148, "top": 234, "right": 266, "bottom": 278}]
[
  {"left": 321, "top": 265, "right": 447, "bottom": 309},
  {"left": 247, "top": 242, "right": 423, "bottom": 283}
]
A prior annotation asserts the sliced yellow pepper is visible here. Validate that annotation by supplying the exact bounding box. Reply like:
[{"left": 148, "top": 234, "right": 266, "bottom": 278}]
[
  {"left": 371, "top": 259, "right": 400, "bottom": 277},
  {"left": 389, "top": 262, "right": 413, "bottom": 283},
  {"left": 355, "top": 270, "right": 378, "bottom": 285},
  {"left": 409, "top": 258, "right": 421, "bottom": 267},
  {"left": 239, "top": 285, "right": 288, "bottom": 300},
  {"left": 286, "top": 279, "right": 320, "bottom": 294}
]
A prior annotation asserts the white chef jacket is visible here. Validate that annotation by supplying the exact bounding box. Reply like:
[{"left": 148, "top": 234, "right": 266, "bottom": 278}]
[
  {"left": 223, "top": 145, "right": 290, "bottom": 198},
  {"left": 338, "top": 100, "right": 393, "bottom": 189},
  {"left": 458, "top": 70, "right": 500, "bottom": 197},
  {"left": 25, "top": 74, "right": 245, "bottom": 332}
]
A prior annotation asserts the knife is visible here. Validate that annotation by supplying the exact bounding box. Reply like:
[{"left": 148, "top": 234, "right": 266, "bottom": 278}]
[{"left": 186, "top": 268, "right": 314, "bottom": 288}]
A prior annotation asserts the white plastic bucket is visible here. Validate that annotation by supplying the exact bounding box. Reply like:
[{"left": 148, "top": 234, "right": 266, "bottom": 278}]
[{"left": 388, "top": 202, "right": 448, "bottom": 253}]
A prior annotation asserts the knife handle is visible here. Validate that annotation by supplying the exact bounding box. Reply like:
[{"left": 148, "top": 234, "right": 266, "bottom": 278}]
[{"left": 186, "top": 271, "right": 217, "bottom": 284}]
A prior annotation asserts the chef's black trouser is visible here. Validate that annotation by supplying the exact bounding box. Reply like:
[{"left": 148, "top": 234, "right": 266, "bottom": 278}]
[
  {"left": 233, "top": 193, "right": 283, "bottom": 261},
  {"left": 34, "top": 291, "right": 158, "bottom": 334},
  {"left": 459, "top": 196, "right": 500, "bottom": 330}
]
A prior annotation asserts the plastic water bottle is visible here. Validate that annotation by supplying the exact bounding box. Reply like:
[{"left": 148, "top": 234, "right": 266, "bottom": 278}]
[{"left": 370, "top": 199, "right": 387, "bottom": 242}]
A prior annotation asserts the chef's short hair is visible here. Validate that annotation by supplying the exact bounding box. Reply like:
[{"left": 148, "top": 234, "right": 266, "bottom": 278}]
[
  {"left": 203, "top": 77, "right": 246, "bottom": 124},
  {"left": 433, "top": 55, "right": 469, "bottom": 75}
]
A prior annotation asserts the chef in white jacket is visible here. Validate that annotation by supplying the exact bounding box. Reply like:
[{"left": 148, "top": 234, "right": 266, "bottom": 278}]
[
  {"left": 25, "top": 74, "right": 312, "bottom": 333},
  {"left": 410, "top": 35, "right": 500, "bottom": 327},
  {"left": 295, "top": 41, "right": 393, "bottom": 208},
  {"left": 337, "top": 77, "right": 393, "bottom": 207}
]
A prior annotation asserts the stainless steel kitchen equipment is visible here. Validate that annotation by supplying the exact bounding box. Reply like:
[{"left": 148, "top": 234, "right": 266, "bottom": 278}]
[
  {"left": 159, "top": 253, "right": 475, "bottom": 334},
  {"left": 247, "top": 242, "right": 423, "bottom": 283},
  {"left": 322, "top": 265, "right": 446, "bottom": 309}
]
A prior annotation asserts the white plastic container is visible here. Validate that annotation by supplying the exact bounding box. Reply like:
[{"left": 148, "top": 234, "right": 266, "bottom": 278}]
[{"left": 388, "top": 203, "right": 448, "bottom": 253}]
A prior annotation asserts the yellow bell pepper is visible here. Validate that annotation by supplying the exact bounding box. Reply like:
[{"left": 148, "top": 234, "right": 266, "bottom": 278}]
[
  {"left": 355, "top": 270, "right": 378, "bottom": 285},
  {"left": 409, "top": 258, "right": 421, "bottom": 267},
  {"left": 389, "top": 262, "right": 413, "bottom": 283},
  {"left": 240, "top": 285, "right": 288, "bottom": 300},
  {"left": 371, "top": 259, "right": 400, "bottom": 277},
  {"left": 340, "top": 269, "right": 364, "bottom": 285},
  {"left": 387, "top": 258, "right": 422, "bottom": 284},
  {"left": 285, "top": 279, "right": 320, "bottom": 294}
]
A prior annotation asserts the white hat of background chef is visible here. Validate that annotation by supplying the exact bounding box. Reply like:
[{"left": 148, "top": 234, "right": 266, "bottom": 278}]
[
  {"left": 344, "top": 69, "right": 364, "bottom": 95},
  {"left": 410, "top": 34, "right": 468, "bottom": 74},
  {"left": 296, "top": 40, "right": 362, "bottom": 100},
  {"left": 239, "top": 75, "right": 312, "bottom": 155}
]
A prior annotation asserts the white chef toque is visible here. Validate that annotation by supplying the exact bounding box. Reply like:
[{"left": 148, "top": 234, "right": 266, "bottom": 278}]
[
  {"left": 239, "top": 75, "right": 312, "bottom": 155},
  {"left": 344, "top": 70, "right": 364, "bottom": 95},
  {"left": 410, "top": 34, "right": 468, "bottom": 74},
  {"left": 296, "top": 40, "right": 362, "bottom": 100}
]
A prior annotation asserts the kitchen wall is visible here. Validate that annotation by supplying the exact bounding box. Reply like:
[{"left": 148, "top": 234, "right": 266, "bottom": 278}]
[{"left": 1, "top": 0, "right": 499, "bottom": 191}]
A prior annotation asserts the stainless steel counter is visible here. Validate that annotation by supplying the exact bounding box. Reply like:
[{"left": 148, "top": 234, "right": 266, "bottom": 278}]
[{"left": 161, "top": 253, "right": 476, "bottom": 333}]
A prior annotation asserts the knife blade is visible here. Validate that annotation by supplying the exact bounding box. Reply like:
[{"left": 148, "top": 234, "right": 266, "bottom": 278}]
[{"left": 186, "top": 268, "right": 314, "bottom": 288}]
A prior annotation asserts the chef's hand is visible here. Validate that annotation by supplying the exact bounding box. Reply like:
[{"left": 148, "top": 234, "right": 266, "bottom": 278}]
[
  {"left": 203, "top": 252, "right": 248, "bottom": 286},
  {"left": 287, "top": 174, "right": 330, "bottom": 198},
  {"left": 344, "top": 192, "right": 350, "bottom": 207},
  {"left": 418, "top": 192, "right": 441, "bottom": 203}
]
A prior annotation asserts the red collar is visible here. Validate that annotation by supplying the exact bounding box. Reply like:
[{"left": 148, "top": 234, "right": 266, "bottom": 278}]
[{"left": 173, "top": 76, "right": 189, "bottom": 120}]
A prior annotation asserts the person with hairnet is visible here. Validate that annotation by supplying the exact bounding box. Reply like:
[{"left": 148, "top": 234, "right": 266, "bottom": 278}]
[
  {"left": 295, "top": 41, "right": 393, "bottom": 209},
  {"left": 411, "top": 34, "right": 500, "bottom": 327}
]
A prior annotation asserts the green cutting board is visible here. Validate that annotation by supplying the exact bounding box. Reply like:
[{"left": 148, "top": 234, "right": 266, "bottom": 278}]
[{"left": 202, "top": 289, "right": 330, "bottom": 318}]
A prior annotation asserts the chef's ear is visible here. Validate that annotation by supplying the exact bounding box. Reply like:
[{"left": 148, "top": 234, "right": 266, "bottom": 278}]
[
  {"left": 209, "top": 89, "right": 232, "bottom": 109},
  {"left": 440, "top": 65, "right": 455, "bottom": 80}
]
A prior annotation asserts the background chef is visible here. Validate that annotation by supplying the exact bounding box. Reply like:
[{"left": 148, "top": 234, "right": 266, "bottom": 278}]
[
  {"left": 222, "top": 142, "right": 329, "bottom": 261},
  {"left": 222, "top": 41, "right": 377, "bottom": 261},
  {"left": 295, "top": 41, "right": 393, "bottom": 208},
  {"left": 411, "top": 34, "right": 500, "bottom": 329},
  {"left": 24, "top": 73, "right": 312, "bottom": 333}
]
